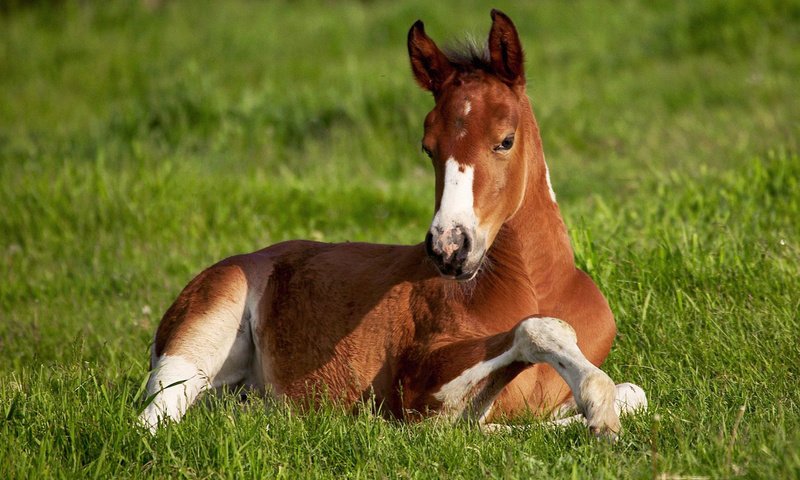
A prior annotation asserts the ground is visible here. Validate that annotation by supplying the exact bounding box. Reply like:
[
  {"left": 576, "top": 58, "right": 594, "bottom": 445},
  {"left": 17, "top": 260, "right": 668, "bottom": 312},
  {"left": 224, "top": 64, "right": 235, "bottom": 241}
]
[{"left": 1, "top": 0, "right": 799, "bottom": 478}]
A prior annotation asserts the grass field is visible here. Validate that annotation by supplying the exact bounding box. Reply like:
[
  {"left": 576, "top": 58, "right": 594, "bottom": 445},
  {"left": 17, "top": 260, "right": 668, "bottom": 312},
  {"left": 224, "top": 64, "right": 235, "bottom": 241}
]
[{"left": 1, "top": 0, "right": 799, "bottom": 477}]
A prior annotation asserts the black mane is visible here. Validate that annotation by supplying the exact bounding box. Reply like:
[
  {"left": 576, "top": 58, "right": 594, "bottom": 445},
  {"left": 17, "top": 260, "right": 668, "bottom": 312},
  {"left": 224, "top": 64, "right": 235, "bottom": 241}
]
[{"left": 443, "top": 38, "right": 492, "bottom": 73}]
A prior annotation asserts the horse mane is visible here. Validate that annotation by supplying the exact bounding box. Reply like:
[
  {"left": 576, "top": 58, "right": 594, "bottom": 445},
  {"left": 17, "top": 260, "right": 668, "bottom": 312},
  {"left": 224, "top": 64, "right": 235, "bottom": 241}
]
[{"left": 443, "top": 37, "right": 491, "bottom": 73}]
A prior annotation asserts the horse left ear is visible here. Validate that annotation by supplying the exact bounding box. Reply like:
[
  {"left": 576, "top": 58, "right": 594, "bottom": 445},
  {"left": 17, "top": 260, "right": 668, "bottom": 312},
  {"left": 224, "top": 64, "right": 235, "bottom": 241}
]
[
  {"left": 488, "top": 9, "right": 525, "bottom": 85},
  {"left": 408, "top": 20, "right": 454, "bottom": 95}
]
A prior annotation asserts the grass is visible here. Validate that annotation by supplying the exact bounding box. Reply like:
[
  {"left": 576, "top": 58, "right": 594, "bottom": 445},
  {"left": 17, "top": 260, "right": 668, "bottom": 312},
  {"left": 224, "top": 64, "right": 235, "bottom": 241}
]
[{"left": 1, "top": 0, "right": 799, "bottom": 477}]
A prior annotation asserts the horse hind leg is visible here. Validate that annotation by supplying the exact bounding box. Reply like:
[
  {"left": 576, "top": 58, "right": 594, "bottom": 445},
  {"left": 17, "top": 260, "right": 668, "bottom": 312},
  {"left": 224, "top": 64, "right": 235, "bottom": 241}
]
[{"left": 138, "top": 264, "right": 257, "bottom": 433}]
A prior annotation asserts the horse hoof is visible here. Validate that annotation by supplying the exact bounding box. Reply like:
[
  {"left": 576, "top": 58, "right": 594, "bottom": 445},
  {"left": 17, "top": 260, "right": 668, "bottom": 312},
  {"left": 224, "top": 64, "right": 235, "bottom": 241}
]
[{"left": 579, "top": 371, "right": 621, "bottom": 440}]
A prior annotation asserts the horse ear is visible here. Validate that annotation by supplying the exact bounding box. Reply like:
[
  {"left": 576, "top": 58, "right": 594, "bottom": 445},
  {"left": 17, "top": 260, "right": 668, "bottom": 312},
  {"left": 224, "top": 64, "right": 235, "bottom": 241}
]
[
  {"left": 408, "top": 20, "right": 454, "bottom": 94},
  {"left": 488, "top": 9, "right": 525, "bottom": 85}
]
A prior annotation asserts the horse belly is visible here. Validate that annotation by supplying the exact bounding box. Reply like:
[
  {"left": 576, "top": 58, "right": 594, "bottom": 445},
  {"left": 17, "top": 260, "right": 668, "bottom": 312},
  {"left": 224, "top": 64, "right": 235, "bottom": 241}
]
[
  {"left": 244, "top": 240, "right": 424, "bottom": 410},
  {"left": 252, "top": 281, "right": 407, "bottom": 409}
]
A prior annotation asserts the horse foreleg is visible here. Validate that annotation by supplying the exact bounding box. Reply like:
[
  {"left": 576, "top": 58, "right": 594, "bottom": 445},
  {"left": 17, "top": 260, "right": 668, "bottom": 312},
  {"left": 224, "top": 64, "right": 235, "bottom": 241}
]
[
  {"left": 550, "top": 382, "right": 648, "bottom": 425},
  {"left": 427, "top": 316, "right": 621, "bottom": 438}
]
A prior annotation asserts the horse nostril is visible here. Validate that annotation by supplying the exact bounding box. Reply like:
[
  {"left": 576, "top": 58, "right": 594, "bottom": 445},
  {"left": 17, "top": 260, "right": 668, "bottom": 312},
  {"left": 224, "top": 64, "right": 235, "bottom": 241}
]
[
  {"left": 425, "top": 231, "right": 436, "bottom": 258},
  {"left": 426, "top": 225, "right": 474, "bottom": 277},
  {"left": 455, "top": 232, "right": 472, "bottom": 264}
]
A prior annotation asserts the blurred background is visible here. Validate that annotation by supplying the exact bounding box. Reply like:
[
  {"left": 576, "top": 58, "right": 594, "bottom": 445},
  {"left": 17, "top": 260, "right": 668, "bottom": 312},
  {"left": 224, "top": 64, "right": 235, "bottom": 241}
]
[{"left": 2, "top": 0, "right": 796, "bottom": 188}]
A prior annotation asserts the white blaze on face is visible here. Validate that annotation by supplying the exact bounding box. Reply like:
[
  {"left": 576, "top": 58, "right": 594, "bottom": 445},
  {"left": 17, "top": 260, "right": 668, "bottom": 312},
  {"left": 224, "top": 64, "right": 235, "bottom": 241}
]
[
  {"left": 463, "top": 100, "right": 472, "bottom": 116},
  {"left": 431, "top": 157, "right": 477, "bottom": 234}
]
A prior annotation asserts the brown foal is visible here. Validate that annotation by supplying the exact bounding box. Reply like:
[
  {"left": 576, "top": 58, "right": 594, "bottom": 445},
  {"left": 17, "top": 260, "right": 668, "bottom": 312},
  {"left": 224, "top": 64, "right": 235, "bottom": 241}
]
[{"left": 140, "top": 10, "right": 646, "bottom": 438}]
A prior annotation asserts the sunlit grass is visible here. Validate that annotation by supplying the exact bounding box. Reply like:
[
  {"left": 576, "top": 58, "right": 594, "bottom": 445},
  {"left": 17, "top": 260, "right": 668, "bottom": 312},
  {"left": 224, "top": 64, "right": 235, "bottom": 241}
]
[{"left": 1, "top": 0, "right": 798, "bottom": 477}]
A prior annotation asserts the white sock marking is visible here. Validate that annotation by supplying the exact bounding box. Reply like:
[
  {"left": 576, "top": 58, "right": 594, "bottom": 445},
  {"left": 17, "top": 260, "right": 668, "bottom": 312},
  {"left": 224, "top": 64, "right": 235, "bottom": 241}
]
[
  {"left": 434, "top": 317, "right": 621, "bottom": 437},
  {"left": 139, "top": 355, "right": 208, "bottom": 433},
  {"left": 434, "top": 348, "right": 517, "bottom": 418},
  {"left": 613, "top": 382, "right": 648, "bottom": 415}
]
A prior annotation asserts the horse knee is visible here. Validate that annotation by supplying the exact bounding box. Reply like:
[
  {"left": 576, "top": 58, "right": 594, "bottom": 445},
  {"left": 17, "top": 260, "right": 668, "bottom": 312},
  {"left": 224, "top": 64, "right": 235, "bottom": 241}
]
[{"left": 513, "top": 316, "right": 578, "bottom": 363}]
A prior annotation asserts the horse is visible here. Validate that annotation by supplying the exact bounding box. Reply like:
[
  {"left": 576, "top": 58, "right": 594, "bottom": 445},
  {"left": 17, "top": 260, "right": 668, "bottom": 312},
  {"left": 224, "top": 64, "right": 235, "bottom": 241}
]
[{"left": 139, "top": 9, "right": 647, "bottom": 438}]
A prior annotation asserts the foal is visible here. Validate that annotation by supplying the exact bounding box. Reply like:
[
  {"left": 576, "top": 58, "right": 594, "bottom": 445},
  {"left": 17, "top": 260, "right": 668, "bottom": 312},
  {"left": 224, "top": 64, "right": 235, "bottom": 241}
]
[{"left": 140, "top": 10, "right": 646, "bottom": 437}]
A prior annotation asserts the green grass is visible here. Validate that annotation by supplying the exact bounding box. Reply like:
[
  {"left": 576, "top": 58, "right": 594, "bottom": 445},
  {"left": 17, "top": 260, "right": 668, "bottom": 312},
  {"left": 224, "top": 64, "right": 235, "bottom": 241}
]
[{"left": 1, "top": 0, "right": 799, "bottom": 477}]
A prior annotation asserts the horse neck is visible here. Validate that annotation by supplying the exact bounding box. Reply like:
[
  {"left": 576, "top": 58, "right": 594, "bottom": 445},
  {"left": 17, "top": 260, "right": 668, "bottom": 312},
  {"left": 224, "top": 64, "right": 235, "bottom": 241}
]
[{"left": 481, "top": 102, "right": 576, "bottom": 302}]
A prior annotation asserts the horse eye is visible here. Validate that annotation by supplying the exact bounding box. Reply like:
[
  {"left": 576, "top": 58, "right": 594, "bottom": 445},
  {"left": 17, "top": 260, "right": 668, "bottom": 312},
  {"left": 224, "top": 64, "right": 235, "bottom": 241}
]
[
  {"left": 493, "top": 134, "right": 515, "bottom": 152},
  {"left": 422, "top": 145, "right": 433, "bottom": 158}
]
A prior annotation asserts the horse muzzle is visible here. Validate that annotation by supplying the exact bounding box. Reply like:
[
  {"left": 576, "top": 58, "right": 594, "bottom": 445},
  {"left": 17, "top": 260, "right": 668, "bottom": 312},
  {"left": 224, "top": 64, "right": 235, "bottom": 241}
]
[{"left": 425, "top": 224, "right": 483, "bottom": 280}]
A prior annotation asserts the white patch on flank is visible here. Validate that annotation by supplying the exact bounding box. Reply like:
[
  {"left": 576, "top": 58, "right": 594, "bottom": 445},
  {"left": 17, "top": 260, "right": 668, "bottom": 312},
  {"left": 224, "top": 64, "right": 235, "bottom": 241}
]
[
  {"left": 431, "top": 157, "right": 477, "bottom": 232},
  {"left": 544, "top": 159, "right": 557, "bottom": 203},
  {"left": 463, "top": 100, "right": 472, "bottom": 116},
  {"left": 139, "top": 355, "right": 208, "bottom": 433}
]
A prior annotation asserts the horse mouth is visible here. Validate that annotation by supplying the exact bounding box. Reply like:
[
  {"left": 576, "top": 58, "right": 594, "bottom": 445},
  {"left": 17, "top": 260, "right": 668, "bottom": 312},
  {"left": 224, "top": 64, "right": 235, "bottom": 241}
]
[
  {"left": 454, "top": 269, "right": 480, "bottom": 282},
  {"left": 435, "top": 270, "right": 477, "bottom": 282},
  {"left": 429, "top": 253, "right": 485, "bottom": 282}
]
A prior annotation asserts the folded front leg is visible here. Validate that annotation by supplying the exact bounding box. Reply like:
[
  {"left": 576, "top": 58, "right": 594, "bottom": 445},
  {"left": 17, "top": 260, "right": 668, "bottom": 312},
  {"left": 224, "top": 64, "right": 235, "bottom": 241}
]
[
  {"left": 551, "top": 382, "right": 648, "bottom": 425},
  {"left": 415, "top": 316, "right": 620, "bottom": 438},
  {"left": 513, "top": 316, "right": 621, "bottom": 438}
]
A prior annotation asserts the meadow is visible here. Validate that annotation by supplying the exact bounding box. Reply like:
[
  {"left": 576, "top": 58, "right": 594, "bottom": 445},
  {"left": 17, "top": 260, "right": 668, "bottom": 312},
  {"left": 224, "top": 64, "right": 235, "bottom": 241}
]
[{"left": 1, "top": 0, "right": 799, "bottom": 477}]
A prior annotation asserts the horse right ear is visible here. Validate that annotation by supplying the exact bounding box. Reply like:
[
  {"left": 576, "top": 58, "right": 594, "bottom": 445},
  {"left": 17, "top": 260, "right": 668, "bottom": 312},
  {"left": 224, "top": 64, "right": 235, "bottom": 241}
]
[
  {"left": 407, "top": 20, "right": 454, "bottom": 95},
  {"left": 488, "top": 9, "right": 525, "bottom": 86}
]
